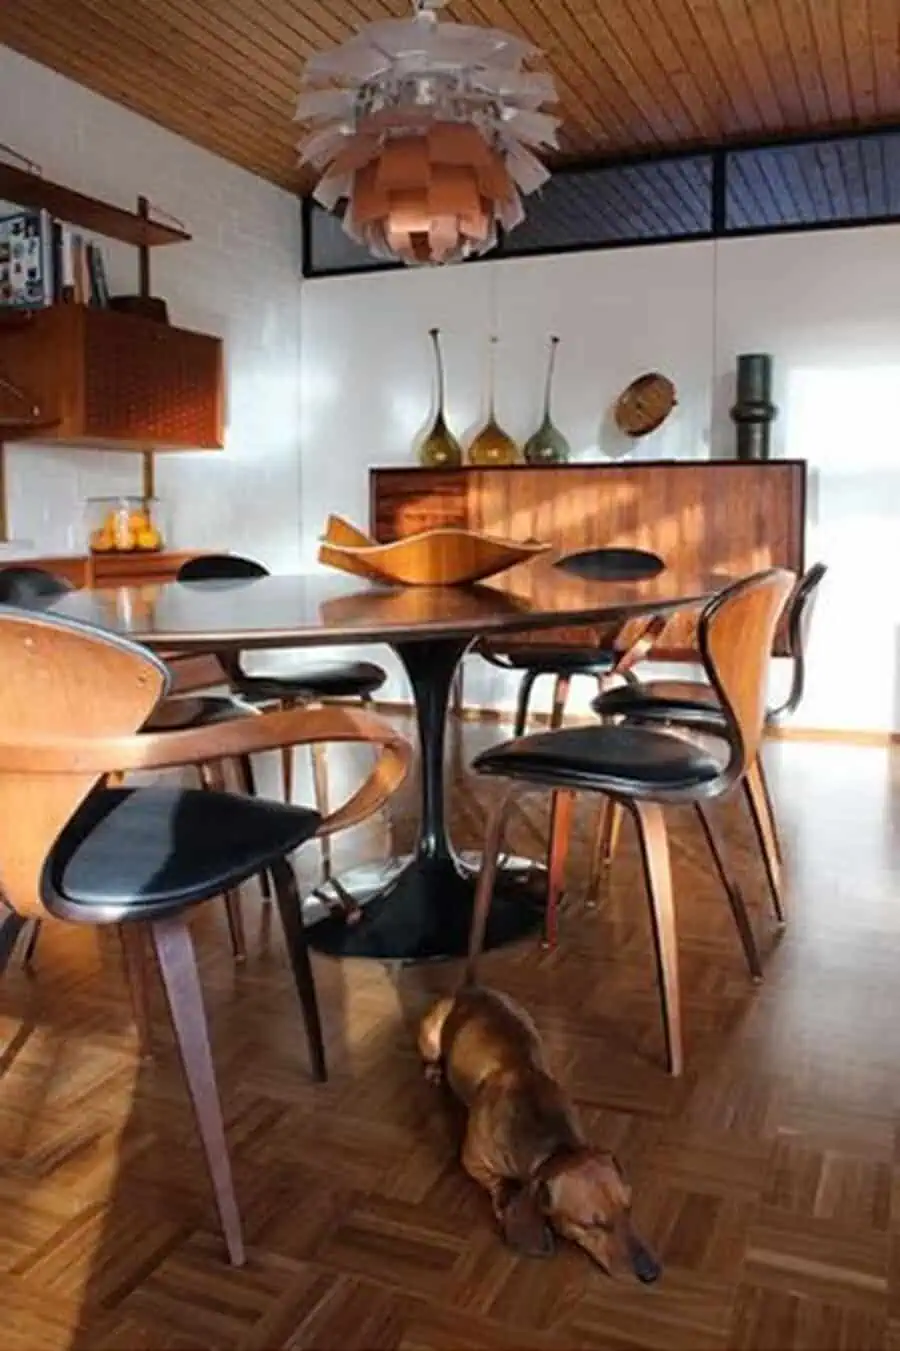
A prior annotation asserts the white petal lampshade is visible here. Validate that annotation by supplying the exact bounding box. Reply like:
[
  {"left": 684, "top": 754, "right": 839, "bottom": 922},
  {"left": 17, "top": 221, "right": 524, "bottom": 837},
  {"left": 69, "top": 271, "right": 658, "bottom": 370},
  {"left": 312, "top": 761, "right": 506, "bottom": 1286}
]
[{"left": 295, "top": 2, "right": 559, "bottom": 266}]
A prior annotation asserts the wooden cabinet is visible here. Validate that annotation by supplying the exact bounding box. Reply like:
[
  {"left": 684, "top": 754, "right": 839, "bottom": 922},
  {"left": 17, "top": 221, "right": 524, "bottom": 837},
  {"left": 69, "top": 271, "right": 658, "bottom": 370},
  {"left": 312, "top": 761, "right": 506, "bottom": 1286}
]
[
  {"left": 371, "top": 461, "right": 807, "bottom": 659},
  {"left": 0, "top": 306, "right": 224, "bottom": 451}
]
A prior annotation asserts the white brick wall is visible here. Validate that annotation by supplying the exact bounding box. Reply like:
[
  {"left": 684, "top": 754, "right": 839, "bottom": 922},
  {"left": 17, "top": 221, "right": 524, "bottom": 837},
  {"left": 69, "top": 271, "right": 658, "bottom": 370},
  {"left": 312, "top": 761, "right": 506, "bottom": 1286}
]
[{"left": 0, "top": 45, "right": 304, "bottom": 569}]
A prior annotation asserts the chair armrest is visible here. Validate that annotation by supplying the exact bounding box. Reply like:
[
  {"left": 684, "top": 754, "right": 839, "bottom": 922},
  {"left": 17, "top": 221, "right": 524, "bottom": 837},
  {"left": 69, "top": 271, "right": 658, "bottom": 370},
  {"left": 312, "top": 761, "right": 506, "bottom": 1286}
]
[{"left": 0, "top": 705, "right": 413, "bottom": 839}]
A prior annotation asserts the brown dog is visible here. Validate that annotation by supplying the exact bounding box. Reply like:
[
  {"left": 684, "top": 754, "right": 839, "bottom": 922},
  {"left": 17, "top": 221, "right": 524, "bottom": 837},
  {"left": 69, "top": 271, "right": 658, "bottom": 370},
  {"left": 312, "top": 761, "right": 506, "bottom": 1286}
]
[{"left": 418, "top": 984, "right": 661, "bottom": 1283}]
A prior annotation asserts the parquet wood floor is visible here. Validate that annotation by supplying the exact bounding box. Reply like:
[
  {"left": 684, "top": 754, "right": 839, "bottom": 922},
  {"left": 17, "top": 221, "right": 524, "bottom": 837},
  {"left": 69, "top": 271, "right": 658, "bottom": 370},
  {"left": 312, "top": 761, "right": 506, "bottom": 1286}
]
[{"left": 1, "top": 718, "right": 899, "bottom": 1351}]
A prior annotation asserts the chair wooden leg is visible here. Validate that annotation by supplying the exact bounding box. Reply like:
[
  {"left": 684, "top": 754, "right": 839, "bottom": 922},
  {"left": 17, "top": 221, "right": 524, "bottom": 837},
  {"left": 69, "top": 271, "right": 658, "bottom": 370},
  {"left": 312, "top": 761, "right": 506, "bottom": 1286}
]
[
  {"left": 744, "top": 758, "right": 785, "bottom": 924},
  {"left": 0, "top": 902, "right": 26, "bottom": 977},
  {"left": 309, "top": 741, "right": 332, "bottom": 882},
  {"left": 544, "top": 789, "right": 576, "bottom": 951},
  {"left": 542, "top": 674, "right": 573, "bottom": 942},
  {"left": 693, "top": 804, "right": 763, "bottom": 980},
  {"left": 549, "top": 673, "right": 571, "bottom": 730},
  {"left": 755, "top": 753, "right": 784, "bottom": 866},
  {"left": 234, "top": 754, "right": 271, "bottom": 901},
  {"left": 513, "top": 670, "right": 538, "bottom": 739},
  {"left": 467, "top": 789, "right": 515, "bottom": 980},
  {"left": 148, "top": 915, "right": 245, "bottom": 1267},
  {"left": 629, "top": 801, "right": 683, "bottom": 1077},
  {"left": 280, "top": 699, "right": 295, "bottom": 803},
  {"left": 199, "top": 761, "right": 246, "bottom": 961},
  {"left": 587, "top": 797, "right": 624, "bottom": 907},
  {"left": 20, "top": 918, "right": 40, "bottom": 970},
  {"left": 118, "top": 923, "right": 155, "bottom": 1058},
  {"left": 269, "top": 856, "right": 326, "bottom": 1083}
]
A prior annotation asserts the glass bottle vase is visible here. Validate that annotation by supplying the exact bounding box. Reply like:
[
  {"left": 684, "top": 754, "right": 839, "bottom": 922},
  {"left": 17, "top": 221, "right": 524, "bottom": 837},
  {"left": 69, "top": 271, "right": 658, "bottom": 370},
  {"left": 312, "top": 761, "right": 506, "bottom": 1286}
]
[{"left": 418, "top": 327, "right": 463, "bottom": 469}]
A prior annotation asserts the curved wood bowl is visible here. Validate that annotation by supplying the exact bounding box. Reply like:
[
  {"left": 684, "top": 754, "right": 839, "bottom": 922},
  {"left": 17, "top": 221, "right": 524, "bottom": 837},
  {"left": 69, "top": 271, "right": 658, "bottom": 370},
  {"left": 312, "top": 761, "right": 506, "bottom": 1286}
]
[{"left": 318, "top": 515, "right": 551, "bottom": 587}]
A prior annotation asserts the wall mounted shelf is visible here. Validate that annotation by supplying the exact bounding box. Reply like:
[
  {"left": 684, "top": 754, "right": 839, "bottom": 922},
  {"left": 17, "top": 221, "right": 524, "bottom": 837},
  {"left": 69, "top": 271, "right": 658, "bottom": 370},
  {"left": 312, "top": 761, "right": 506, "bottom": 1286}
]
[
  {"left": 0, "top": 162, "right": 191, "bottom": 248},
  {"left": 0, "top": 161, "right": 216, "bottom": 541}
]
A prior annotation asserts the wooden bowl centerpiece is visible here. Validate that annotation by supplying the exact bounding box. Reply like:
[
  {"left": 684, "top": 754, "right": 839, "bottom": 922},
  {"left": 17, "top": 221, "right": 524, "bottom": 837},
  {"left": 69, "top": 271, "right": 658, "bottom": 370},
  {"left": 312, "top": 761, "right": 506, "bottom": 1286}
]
[{"left": 318, "top": 514, "right": 550, "bottom": 586}]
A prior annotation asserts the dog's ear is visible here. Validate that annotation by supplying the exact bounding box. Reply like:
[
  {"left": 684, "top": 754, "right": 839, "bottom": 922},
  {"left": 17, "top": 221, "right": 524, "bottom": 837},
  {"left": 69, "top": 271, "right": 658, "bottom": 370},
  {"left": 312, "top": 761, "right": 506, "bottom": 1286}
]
[{"left": 501, "top": 1182, "right": 555, "bottom": 1258}]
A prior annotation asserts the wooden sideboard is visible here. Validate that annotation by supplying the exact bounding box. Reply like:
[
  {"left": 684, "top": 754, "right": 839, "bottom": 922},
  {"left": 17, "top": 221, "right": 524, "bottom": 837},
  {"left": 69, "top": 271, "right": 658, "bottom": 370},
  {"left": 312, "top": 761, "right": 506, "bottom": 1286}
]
[{"left": 370, "top": 461, "right": 807, "bottom": 659}]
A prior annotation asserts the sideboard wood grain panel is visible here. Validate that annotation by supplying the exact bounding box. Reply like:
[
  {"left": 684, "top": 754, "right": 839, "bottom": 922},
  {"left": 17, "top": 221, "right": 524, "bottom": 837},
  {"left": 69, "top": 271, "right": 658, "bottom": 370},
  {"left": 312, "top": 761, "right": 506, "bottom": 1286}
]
[{"left": 370, "top": 461, "right": 807, "bottom": 659}]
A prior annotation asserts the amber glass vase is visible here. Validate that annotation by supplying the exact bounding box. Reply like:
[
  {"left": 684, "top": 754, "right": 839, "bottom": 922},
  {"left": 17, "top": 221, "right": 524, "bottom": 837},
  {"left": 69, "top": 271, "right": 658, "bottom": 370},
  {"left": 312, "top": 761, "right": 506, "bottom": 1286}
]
[
  {"left": 418, "top": 327, "right": 463, "bottom": 469},
  {"left": 467, "top": 336, "right": 519, "bottom": 466},
  {"left": 524, "top": 335, "right": 571, "bottom": 464}
]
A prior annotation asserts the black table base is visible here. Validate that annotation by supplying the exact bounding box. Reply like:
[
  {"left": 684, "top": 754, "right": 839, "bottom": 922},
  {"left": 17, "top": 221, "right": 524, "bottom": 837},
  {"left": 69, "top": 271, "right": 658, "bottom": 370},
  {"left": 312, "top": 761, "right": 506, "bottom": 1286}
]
[
  {"left": 304, "top": 853, "right": 545, "bottom": 963},
  {"left": 303, "top": 634, "right": 547, "bottom": 963}
]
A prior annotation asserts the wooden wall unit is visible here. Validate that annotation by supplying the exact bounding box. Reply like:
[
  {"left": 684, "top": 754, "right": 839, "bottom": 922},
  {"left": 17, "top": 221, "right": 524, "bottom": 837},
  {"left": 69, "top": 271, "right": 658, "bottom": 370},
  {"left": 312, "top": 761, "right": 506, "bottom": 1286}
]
[
  {"left": 371, "top": 461, "right": 807, "bottom": 659},
  {"left": 0, "top": 306, "right": 224, "bottom": 451}
]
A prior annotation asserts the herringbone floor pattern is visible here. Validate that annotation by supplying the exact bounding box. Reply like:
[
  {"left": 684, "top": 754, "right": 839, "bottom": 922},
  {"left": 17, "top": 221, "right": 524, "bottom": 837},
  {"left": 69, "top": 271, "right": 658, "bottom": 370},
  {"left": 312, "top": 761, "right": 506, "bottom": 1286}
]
[{"left": 1, "top": 719, "right": 899, "bottom": 1350}]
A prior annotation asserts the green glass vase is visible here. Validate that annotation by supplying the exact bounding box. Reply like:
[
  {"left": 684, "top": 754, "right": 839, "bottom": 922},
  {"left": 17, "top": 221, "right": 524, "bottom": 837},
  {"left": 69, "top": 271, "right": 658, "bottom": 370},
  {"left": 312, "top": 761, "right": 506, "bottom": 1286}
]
[
  {"left": 524, "top": 335, "right": 571, "bottom": 464},
  {"left": 467, "top": 336, "right": 519, "bottom": 466},
  {"left": 418, "top": 327, "right": 463, "bottom": 469}
]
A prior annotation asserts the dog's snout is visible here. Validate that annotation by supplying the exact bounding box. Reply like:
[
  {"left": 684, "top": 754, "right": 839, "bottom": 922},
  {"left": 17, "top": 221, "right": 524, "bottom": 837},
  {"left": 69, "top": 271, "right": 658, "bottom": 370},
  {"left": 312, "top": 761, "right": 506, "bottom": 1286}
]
[{"left": 628, "top": 1237, "right": 662, "bottom": 1284}]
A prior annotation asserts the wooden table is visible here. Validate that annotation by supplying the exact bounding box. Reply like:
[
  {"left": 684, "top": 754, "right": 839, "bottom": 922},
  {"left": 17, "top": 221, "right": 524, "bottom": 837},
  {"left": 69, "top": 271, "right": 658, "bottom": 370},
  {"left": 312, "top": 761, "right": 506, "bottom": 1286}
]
[{"left": 51, "top": 561, "right": 728, "bottom": 963}]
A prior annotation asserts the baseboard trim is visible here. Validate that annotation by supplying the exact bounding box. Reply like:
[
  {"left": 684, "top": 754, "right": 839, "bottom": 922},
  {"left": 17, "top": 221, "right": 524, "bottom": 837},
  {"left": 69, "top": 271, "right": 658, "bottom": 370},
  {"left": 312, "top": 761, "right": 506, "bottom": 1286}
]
[
  {"left": 764, "top": 724, "right": 900, "bottom": 746},
  {"left": 371, "top": 699, "right": 900, "bottom": 746}
]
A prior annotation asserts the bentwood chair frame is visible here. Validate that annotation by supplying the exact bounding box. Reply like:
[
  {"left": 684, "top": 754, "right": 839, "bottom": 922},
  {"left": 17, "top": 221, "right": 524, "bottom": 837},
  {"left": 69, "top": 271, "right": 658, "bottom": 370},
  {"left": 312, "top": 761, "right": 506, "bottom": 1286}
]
[
  {"left": 589, "top": 562, "right": 827, "bottom": 921},
  {"left": 0, "top": 564, "right": 267, "bottom": 967},
  {"left": 176, "top": 553, "right": 387, "bottom": 884},
  {"left": 472, "top": 547, "right": 668, "bottom": 738},
  {"left": 467, "top": 569, "right": 796, "bottom": 1077},
  {"left": 0, "top": 607, "right": 411, "bottom": 1264}
]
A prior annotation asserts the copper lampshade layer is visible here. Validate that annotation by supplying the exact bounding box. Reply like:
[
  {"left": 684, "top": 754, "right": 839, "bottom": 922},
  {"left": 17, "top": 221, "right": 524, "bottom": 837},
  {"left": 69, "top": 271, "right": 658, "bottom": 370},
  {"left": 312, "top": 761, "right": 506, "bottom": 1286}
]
[{"left": 320, "top": 123, "right": 516, "bottom": 265}]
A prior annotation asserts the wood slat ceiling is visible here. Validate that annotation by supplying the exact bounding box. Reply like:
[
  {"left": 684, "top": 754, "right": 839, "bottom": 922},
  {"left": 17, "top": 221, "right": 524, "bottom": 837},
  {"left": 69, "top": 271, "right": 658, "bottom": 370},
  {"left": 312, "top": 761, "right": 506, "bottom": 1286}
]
[{"left": 0, "top": 0, "right": 898, "bottom": 194}]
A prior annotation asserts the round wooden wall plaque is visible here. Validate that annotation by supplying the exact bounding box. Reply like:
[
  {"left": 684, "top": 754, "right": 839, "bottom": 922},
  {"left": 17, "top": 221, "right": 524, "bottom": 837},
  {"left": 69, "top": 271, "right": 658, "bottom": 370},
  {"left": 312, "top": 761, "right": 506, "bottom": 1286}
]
[{"left": 614, "top": 372, "right": 677, "bottom": 437}]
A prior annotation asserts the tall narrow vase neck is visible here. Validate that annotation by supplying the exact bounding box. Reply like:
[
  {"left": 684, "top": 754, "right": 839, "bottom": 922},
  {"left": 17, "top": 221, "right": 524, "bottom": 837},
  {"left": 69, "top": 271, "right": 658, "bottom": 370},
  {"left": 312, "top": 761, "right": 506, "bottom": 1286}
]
[
  {"left": 543, "top": 335, "right": 559, "bottom": 421},
  {"left": 487, "top": 335, "right": 499, "bottom": 419},
  {"left": 429, "top": 327, "right": 446, "bottom": 411}
]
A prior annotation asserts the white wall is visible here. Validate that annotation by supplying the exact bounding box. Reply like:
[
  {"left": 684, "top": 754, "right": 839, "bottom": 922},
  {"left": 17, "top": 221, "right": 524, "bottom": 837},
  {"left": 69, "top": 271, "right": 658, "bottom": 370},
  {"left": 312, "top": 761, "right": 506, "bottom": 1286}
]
[
  {"left": 0, "top": 45, "right": 304, "bottom": 571},
  {"left": 715, "top": 229, "right": 900, "bottom": 735},
  {"left": 300, "top": 225, "right": 900, "bottom": 734}
]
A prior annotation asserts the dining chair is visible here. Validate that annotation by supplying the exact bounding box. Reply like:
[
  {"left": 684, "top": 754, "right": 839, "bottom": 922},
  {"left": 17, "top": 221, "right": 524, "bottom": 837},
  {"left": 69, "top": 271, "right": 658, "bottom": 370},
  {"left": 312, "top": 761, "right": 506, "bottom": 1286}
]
[
  {"left": 474, "top": 547, "right": 667, "bottom": 736},
  {"left": 588, "top": 562, "right": 827, "bottom": 922},
  {"left": 176, "top": 553, "right": 387, "bottom": 881},
  {"left": 466, "top": 568, "right": 796, "bottom": 1077},
  {"left": 0, "top": 605, "right": 411, "bottom": 1265},
  {"left": 0, "top": 565, "right": 266, "bottom": 965}
]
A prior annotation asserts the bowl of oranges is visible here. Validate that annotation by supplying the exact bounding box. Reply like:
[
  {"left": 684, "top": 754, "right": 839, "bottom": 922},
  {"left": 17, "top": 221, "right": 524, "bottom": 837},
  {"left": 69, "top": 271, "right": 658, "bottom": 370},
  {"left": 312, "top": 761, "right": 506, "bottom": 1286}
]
[{"left": 87, "top": 496, "right": 165, "bottom": 554}]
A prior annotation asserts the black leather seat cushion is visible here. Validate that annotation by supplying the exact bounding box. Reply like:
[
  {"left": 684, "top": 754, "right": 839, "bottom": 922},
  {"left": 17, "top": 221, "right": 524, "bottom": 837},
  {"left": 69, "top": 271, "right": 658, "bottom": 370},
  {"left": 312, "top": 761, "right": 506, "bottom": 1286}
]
[
  {"left": 235, "top": 660, "right": 385, "bottom": 702},
  {"left": 492, "top": 646, "right": 618, "bottom": 675},
  {"left": 143, "top": 695, "right": 257, "bottom": 733},
  {"left": 42, "top": 788, "right": 321, "bottom": 921},
  {"left": 592, "top": 679, "right": 727, "bottom": 729},
  {"left": 473, "top": 724, "right": 723, "bottom": 797}
]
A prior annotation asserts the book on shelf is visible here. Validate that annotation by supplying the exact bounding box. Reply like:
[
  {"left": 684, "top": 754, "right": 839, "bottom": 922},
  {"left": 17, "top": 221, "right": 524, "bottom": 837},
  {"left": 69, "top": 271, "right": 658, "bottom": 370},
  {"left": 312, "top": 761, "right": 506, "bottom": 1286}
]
[{"left": 0, "top": 206, "right": 110, "bottom": 310}]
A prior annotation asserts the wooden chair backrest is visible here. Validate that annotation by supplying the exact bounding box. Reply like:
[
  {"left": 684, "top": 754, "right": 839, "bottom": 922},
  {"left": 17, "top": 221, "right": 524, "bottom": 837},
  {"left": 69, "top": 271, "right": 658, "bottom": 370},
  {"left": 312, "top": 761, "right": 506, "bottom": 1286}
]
[
  {"left": 0, "top": 608, "right": 168, "bottom": 919},
  {"left": 770, "top": 561, "right": 827, "bottom": 720},
  {"left": 699, "top": 569, "right": 796, "bottom": 779}
]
